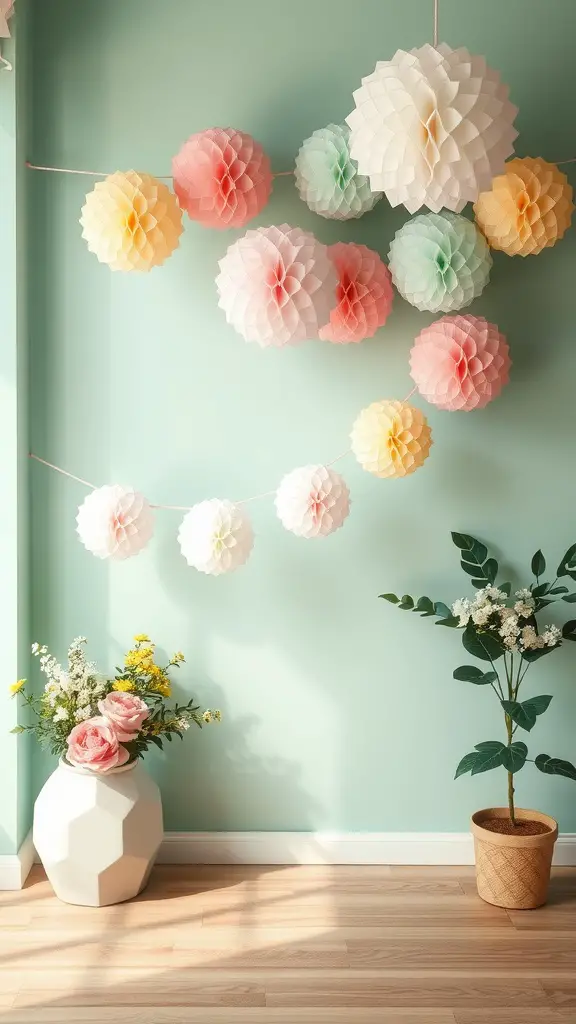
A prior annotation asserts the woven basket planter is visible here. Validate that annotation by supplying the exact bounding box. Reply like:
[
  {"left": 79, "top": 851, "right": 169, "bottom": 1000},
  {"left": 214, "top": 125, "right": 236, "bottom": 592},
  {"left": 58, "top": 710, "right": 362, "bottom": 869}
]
[{"left": 471, "top": 807, "right": 558, "bottom": 910}]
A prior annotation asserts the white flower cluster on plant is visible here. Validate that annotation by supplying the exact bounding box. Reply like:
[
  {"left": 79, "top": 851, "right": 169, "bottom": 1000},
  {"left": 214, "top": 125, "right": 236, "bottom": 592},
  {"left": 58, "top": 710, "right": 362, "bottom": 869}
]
[
  {"left": 32, "top": 636, "right": 109, "bottom": 726},
  {"left": 451, "top": 586, "right": 562, "bottom": 654}
]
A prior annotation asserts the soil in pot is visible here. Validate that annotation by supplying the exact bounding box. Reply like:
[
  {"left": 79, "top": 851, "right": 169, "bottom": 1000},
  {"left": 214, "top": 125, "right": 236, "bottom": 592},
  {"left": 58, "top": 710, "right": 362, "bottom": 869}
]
[{"left": 481, "top": 817, "right": 551, "bottom": 837}]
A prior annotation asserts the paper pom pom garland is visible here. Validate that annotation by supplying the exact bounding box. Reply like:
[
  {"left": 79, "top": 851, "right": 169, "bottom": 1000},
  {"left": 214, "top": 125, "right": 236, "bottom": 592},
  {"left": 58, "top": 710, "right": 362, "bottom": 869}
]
[
  {"left": 346, "top": 43, "right": 518, "bottom": 214},
  {"left": 320, "top": 243, "right": 394, "bottom": 344},
  {"left": 275, "top": 465, "right": 351, "bottom": 538},
  {"left": 388, "top": 212, "right": 492, "bottom": 313},
  {"left": 178, "top": 499, "right": 254, "bottom": 575},
  {"left": 76, "top": 486, "right": 155, "bottom": 560},
  {"left": 295, "top": 123, "right": 382, "bottom": 221},
  {"left": 172, "top": 128, "right": 273, "bottom": 230},
  {"left": 351, "top": 400, "right": 433, "bottom": 479},
  {"left": 80, "top": 171, "right": 183, "bottom": 272},
  {"left": 216, "top": 224, "right": 337, "bottom": 347},
  {"left": 410, "top": 315, "right": 511, "bottom": 412},
  {"left": 474, "top": 157, "right": 574, "bottom": 257}
]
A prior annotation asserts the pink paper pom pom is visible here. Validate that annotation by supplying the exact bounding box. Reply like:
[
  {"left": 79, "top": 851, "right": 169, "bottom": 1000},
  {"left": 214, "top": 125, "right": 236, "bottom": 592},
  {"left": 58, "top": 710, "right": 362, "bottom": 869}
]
[
  {"left": 320, "top": 242, "right": 394, "bottom": 344},
  {"left": 275, "top": 465, "right": 350, "bottom": 538},
  {"left": 410, "top": 315, "right": 511, "bottom": 412},
  {"left": 172, "top": 127, "right": 273, "bottom": 230},
  {"left": 216, "top": 224, "right": 337, "bottom": 347}
]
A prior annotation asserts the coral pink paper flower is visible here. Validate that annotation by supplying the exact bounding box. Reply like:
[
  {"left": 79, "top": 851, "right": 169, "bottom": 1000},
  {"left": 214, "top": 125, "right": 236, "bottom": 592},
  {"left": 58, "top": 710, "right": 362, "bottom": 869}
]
[
  {"left": 172, "top": 128, "right": 272, "bottom": 229},
  {"left": 320, "top": 242, "right": 393, "bottom": 343},
  {"left": 66, "top": 717, "right": 130, "bottom": 774},
  {"left": 98, "top": 692, "right": 150, "bottom": 741},
  {"left": 410, "top": 315, "right": 511, "bottom": 412}
]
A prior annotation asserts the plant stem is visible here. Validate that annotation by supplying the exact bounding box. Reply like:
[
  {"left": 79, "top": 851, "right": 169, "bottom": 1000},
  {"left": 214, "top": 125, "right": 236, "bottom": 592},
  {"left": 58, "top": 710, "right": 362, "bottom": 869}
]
[{"left": 504, "top": 651, "right": 517, "bottom": 825}]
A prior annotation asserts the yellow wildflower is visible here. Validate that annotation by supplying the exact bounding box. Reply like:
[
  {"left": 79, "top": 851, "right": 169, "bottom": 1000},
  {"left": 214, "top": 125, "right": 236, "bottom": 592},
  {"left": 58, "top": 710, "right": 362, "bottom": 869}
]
[
  {"left": 10, "top": 679, "right": 26, "bottom": 696},
  {"left": 212, "top": 709, "right": 222, "bottom": 723},
  {"left": 113, "top": 679, "right": 136, "bottom": 692},
  {"left": 151, "top": 680, "right": 171, "bottom": 698},
  {"left": 173, "top": 651, "right": 185, "bottom": 663},
  {"left": 134, "top": 634, "right": 151, "bottom": 643},
  {"left": 202, "top": 710, "right": 213, "bottom": 724}
]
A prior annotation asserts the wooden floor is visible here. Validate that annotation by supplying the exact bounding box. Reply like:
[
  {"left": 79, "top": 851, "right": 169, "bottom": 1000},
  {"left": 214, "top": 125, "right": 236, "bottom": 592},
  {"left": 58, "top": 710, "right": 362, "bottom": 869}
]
[{"left": 1, "top": 865, "right": 576, "bottom": 1023}]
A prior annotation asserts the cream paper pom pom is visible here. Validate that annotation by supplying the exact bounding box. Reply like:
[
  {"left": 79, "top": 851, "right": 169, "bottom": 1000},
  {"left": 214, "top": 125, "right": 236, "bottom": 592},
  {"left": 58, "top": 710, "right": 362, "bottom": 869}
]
[
  {"left": 216, "top": 224, "right": 337, "bottom": 347},
  {"left": 80, "top": 171, "right": 183, "bottom": 272},
  {"left": 346, "top": 44, "right": 518, "bottom": 214},
  {"left": 178, "top": 499, "right": 254, "bottom": 575},
  {"left": 76, "top": 485, "right": 155, "bottom": 560},
  {"left": 275, "top": 465, "right": 351, "bottom": 538},
  {"left": 351, "top": 400, "right": 432, "bottom": 479}
]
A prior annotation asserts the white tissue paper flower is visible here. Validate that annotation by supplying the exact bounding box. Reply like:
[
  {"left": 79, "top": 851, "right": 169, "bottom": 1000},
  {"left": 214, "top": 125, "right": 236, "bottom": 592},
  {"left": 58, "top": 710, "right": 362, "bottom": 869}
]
[
  {"left": 275, "top": 465, "right": 351, "bottom": 538},
  {"left": 178, "top": 499, "right": 254, "bottom": 575}
]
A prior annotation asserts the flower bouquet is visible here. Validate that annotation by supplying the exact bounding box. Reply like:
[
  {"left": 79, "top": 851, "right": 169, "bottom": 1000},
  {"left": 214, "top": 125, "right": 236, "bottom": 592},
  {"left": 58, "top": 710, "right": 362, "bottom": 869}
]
[
  {"left": 11, "top": 635, "right": 220, "bottom": 906},
  {"left": 382, "top": 533, "right": 576, "bottom": 909}
]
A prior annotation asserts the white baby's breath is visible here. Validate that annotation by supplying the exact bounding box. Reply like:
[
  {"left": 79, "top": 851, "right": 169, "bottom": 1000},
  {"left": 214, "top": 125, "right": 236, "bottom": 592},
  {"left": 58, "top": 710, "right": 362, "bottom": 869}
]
[{"left": 53, "top": 706, "right": 69, "bottom": 723}]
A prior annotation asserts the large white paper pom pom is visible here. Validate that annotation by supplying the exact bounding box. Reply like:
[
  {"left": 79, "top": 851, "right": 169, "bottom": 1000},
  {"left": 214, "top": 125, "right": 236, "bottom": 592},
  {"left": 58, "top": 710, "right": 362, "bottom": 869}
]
[
  {"left": 76, "top": 485, "right": 154, "bottom": 560},
  {"left": 178, "top": 499, "right": 254, "bottom": 575},
  {"left": 215, "top": 224, "right": 337, "bottom": 347},
  {"left": 346, "top": 44, "right": 518, "bottom": 214},
  {"left": 275, "top": 465, "right": 351, "bottom": 538}
]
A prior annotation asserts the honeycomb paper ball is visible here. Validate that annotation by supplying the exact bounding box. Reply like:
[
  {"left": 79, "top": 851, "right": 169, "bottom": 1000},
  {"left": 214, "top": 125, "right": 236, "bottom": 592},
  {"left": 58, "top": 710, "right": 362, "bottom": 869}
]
[
  {"left": 410, "top": 315, "right": 511, "bottom": 412},
  {"left": 172, "top": 127, "right": 273, "bottom": 230},
  {"left": 351, "top": 400, "right": 432, "bottom": 479},
  {"left": 320, "top": 242, "right": 393, "bottom": 344},
  {"left": 80, "top": 171, "right": 183, "bottom": 272},
  {"left": 275, "top": 465, "right": 351, "bottom": 538},
  {"left": 474, "top": 157, "right": 575, "bottom": 256},
  {"left": 76, "top": 485, "right": 155, "bottom": 560},
  {"left": 388, "top": 212, "right": 492, "bottom": 313},
  {"left": 178, "top": 499, "right": 253, "bottom": 575},
  {"left": 216, "top": 224, "right": 337, "bottom": 347},
  {"left": 294, "top": 123, "right": 382, "bottom": 221},
  {"left": 346, "top": 43, "right": 518, "bottom": 214}
]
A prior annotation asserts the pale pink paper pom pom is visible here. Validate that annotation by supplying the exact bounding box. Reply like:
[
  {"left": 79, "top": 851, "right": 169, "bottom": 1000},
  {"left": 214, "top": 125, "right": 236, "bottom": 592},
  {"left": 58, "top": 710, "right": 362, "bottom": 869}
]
[
  {"left": 76, "top": 485, "right": 154, "bottom": 560},
  {"left": 216, "top": 224, "right": 337, "bottom": 347},
  {"left": 275, "top": 465, "right": 351, "bottom": 538},
  {"left": 178, "top": 499, "right": 253, "bottom": 575},
  {"left": 172, "top": 127, "right": 272, "bottom": 230},
  {"left": 320, "top": 242, "right": 393, "bottom": 344},
  {"left": 410, "top": 315, "right": 511, "bottom": 412}
]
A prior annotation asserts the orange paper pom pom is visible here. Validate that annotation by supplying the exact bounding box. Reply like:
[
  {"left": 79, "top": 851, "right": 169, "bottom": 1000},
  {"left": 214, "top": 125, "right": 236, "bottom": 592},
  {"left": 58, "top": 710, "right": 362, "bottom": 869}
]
[
  {"left": 350, "top": 400, "right": 432, "bottom": 479},
  {"left": 474, "top": 157, "right": 574, "bottom": 256}
]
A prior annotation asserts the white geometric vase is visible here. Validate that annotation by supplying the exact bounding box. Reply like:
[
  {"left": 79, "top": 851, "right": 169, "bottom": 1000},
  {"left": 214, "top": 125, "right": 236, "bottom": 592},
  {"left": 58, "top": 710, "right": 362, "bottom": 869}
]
[{"left": 33, "top": 759, "right": 163, "bottom": 907}]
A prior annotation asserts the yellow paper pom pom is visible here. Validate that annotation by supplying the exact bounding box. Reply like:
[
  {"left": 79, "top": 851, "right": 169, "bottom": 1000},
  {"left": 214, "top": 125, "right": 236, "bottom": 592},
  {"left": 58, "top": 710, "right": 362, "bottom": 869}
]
[
  {"left": 351, "top": 400, "right": 432, "bottom": 479},
  {"left": 80, "top": 171, "right": 183, "bottom": 272},
  {"left": 474, "top": 158, "right": 574, "bottom": 257}
]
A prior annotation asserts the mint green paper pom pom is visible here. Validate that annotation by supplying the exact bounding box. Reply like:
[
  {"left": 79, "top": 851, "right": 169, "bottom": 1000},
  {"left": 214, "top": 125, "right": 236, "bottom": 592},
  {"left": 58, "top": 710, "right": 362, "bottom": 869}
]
[
  {"left": 295, "top": 123, "right": 382, "bottom": 221},
  {"left": 388, "top": 212, "right": 492, "bottom": 313}
]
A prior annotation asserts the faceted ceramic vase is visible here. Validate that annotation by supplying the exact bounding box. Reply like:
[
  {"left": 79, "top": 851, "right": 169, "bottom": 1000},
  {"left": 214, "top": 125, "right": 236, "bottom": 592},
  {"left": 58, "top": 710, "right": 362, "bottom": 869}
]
[{"left": 33, "top": 759, "right": 163, "bottom": 907}]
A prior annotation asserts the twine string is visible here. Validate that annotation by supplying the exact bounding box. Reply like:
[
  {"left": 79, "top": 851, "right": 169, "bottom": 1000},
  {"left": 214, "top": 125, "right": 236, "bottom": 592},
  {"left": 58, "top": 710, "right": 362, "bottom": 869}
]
[
  {"left": 433, "top": 0, "right": 439, "bottom": 47},
  {"left": 25, "top": 161, "right": 294, "bottom": 180}
]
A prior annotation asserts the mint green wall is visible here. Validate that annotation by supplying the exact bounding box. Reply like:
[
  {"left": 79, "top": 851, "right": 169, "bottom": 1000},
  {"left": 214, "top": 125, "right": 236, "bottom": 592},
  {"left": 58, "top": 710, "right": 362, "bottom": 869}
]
[
  {"left": 0, "top": 3, "right": 31, "bottom": 855},
  {"left": 27, "top": 0, "right": 576, "bottom": 834}
]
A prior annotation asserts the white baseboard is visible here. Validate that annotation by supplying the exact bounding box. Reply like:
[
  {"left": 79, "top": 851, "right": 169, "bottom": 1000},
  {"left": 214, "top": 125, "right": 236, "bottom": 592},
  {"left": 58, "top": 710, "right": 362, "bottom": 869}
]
[
  {"left": 157, "top": 830, "right": 576, "bottom": 867},
  {"left": 6, "top": 830, "right": 576, "bottom": 888},
  {"left": 0, "top": 830, "right": 34, "bottom": 889}
]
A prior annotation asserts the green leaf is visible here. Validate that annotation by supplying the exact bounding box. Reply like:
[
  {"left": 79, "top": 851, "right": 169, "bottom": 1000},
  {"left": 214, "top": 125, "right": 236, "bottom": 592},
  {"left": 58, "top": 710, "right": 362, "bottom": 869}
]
[
  {"left": 398, "top": 595, "right": 414, "bottom": 610},
  {"left": 527, "top": 695, "right": 553, "bottom": 715},
  {"left": 499, "top": 582, "right": 512, "bottom": 597},
  {"left": 501, "top": 700, "right": 537, "bottom": 732},
  {"left": 501, "top": 741, "right": 528, "bottom": 774},
  {"left": 471, "top": 578, "right": 486, "bottom": 589},
  {"left": 415, "top": 596, "right": 434, "bottom": 614},
  {"left": 435, "top": 616, "right": 460, "bottom": 627},
  {"left": 550, "top": 586, "right": 569, "bottom": 595},
  {"left": 379, "top": 593, "right": 399, "bottom": 604},
  {"left": 522, "top": 646, "right": 556, "bottom": 663},
  {"left": 434, "top": 602, "right": 451, "bottom": 618},
  {"left": 455, "top": 751, "right": 479, "bottom": 779},
  {"left": 557, "top": 543, "right": 576, "bottom": 578},
  {"left": 483, "top": 559, "right": 498, "bottom": 584},
  {"left": 531, "top": 550, "right": 546, "bottom": 577},
  {"left": 451, "top": 532, "right": 476, "bottom": 551},
  {"left": 471, "top": 740, "right": 506, "bottom": 775},
  {"left": 461, "top": 561, "right": 482, "bottom": 577},
  {"left": 535, "top": 754, "right": 576, "bottom": 782},
  {"left": 10, "top": 725, "right": 25, "bottom": 735},
  {"left": 462, "top": 622, "right": 504, "bottom": 662},
  {"left": 562, "top": 593, "right": 576, "bottom": 603},
  {"left": 562, "top": 620, "right": 576, "bottom": 641},
  {"left": 454, "top": 665, "right": 497, "bottom": 685},
  {"left": 532, "top": 582, "right": 550, "bottom": 598}
]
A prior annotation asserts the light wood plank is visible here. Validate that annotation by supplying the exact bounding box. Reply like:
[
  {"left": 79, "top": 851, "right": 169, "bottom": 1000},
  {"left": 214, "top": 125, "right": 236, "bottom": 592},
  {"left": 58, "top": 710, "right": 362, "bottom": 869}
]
[
  {"left": 347, "top": 935, "right": 576, "bottom": 971},
  {"left": 0, "top": 1010, "right": 457, "bottom": 1024}
]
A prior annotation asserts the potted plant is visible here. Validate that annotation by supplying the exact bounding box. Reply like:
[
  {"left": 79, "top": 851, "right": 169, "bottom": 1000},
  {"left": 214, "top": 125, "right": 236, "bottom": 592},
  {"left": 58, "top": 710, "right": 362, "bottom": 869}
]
[
  {"left": 381, "top": 533, "right": 576, "bottom": 910},
  {"left": 11, "top": 634, "right": 220, "bottom": 907}
]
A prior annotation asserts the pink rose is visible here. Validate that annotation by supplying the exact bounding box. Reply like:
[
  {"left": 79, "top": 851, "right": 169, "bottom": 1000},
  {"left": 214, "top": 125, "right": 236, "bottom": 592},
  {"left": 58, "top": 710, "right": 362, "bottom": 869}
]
[
  {"left": 67, "top": 716, "right": 130, "bottom": 774},
  {"left": 97, "top": 691, "right": 150, "bottom": 741}
]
